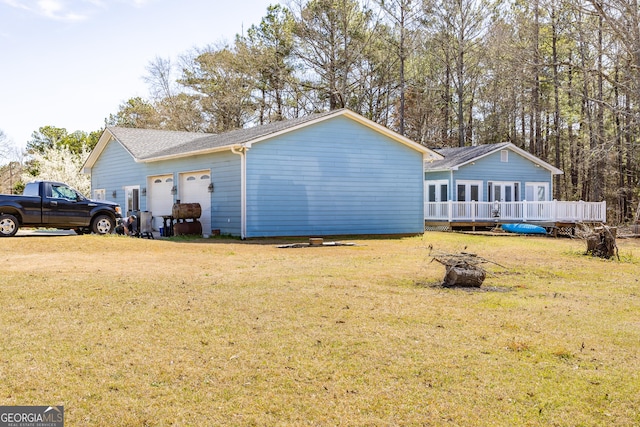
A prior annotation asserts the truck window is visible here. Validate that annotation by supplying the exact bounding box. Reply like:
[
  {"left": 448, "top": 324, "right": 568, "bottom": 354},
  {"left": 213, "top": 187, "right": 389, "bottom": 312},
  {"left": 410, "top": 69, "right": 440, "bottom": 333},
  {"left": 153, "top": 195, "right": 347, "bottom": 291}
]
[
  {"left": 23, "top": 183, "right": 40, "bottom": 197},
  {"left": 52, "top": 184, "right": 78, "bottom": 201}
]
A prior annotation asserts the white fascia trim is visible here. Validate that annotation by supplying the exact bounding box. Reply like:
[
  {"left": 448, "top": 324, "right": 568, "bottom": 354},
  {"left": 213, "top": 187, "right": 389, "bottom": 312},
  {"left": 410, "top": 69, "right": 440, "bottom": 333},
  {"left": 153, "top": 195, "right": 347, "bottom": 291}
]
[
  {"left": 83, "top": 129, "right": 140, "bottom": 172},
  {"left": 82, "top": 129, "right": 112, "bottom": 173},
  {"left": 424, "top": 167, "right": 459, "bottom": 173}
]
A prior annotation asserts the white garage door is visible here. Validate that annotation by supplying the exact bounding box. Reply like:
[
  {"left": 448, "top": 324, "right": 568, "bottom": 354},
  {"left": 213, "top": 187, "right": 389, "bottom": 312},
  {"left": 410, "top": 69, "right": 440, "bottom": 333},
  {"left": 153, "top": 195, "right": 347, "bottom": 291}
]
[
  {"left": 149, "top": 175, "right": 175, "bottom": 230},
  {"left": 179, "top": 170, "right": 212, "bottom": 235}
]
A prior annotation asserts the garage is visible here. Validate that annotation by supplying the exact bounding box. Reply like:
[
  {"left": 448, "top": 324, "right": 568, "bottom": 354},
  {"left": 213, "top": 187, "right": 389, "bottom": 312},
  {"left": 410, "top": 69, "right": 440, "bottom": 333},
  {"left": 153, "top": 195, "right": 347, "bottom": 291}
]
[
  {"left": 179, "top": 170, "right": 212, "bottom": 236},
  {"left": 87, "top": 109, "right": 440, "bottom": 238},
  {"left": 149, "top": 174, "right": 174, "bottom": 230}
]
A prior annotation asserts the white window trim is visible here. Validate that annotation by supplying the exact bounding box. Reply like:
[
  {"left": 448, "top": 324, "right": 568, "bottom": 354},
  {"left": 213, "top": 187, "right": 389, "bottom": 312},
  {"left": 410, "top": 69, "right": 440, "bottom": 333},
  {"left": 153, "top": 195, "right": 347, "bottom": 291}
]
[
  {"left": 488, "top": 181, "right": 520, "bottom": 202},
  {"left": 501, "top": 150, "right": 509, "bottom": 162},
  {"left": 124, "top": 185, "right": 141, "bottom": 214},
  {"left": 456, "top": 180, "right": 483, "bottom": 202},
  {"left": 525, "top": 182, "right": 550, "bottom": 201},
  {"left": 425, "top": 180, "right": 449, "bottom": 202},
  {"left": 93, "top": 189, "right": 106, "bottom": 201}
]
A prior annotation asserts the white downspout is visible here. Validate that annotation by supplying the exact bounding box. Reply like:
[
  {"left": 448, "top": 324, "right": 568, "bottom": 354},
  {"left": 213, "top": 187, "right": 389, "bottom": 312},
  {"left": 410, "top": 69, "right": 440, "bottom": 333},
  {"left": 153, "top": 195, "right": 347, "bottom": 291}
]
[{"left": 231, "top": 145, "right": 248, "bottom": 239}]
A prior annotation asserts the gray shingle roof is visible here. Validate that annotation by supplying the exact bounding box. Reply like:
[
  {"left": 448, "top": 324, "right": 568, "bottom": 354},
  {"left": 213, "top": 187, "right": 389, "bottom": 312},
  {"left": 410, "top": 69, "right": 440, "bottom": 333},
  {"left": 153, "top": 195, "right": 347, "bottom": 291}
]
[
  {"left": 107, "top": 127, "right": 208, "bottom": 160},
  {"left": 424, "top": 142, "right": 511, "bottom": 170},
  {"left": 108, "top": 109, "right": 340, "bottom": 161}
]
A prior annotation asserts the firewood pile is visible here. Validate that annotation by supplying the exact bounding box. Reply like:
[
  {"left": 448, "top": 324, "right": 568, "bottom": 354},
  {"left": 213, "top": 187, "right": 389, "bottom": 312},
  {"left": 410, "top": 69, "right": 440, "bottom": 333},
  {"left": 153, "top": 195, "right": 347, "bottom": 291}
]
[{"left": 429, "top": 246, "right": 503, "bottom": 287}]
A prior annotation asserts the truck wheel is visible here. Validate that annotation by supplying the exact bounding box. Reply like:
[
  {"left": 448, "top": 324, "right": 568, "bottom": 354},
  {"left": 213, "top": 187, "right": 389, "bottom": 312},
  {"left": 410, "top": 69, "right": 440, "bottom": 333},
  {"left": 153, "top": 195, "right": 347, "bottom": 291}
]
[
  {"left": 0, "top": 214, "right": 19, "bottom": 237},
  {"left": 92, "top": 215, "right": 115, "bottom": 235}
]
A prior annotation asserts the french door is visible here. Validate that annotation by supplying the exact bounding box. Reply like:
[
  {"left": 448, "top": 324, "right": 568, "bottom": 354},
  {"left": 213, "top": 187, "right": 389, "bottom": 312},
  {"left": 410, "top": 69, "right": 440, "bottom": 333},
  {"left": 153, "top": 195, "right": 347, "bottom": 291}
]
[
  {"left": 456, "top": 181, "right": 481, "bottom": 218},
  {"left": 488, "top": 181, "right": 519, "bottom": 202},
  {"left": 525, "top": 183, "right": 549, "bottom": 201},
  {"left": 456, "top": 181, "right": 481, "bottom": 202},
  {"left": 425, "top": 180, "right": 448, "bottom": 218}
]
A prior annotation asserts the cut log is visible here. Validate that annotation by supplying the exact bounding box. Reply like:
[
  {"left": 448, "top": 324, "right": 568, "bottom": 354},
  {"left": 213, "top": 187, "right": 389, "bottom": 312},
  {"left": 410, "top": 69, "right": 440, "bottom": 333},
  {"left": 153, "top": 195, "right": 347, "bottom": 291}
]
[
  {"left": 443, "top": 265, "right": 486, "bottom": 287},
  {"left": 429, "top": 247, "right": 501, "bottom": 288}
]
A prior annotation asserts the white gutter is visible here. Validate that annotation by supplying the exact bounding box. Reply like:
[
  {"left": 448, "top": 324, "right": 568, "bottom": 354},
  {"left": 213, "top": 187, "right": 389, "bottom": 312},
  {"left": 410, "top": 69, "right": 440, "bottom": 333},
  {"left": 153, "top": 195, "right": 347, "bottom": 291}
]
[{"left": 231, "top": 144, "right": 248, "bottom": 239}]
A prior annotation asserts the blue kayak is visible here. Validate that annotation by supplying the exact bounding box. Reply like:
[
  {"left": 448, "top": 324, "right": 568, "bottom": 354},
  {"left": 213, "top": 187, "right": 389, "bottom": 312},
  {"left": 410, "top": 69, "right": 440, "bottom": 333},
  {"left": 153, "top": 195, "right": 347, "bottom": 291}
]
[{"left": 501, "top": 223, "right": 547, "bottom": 235}]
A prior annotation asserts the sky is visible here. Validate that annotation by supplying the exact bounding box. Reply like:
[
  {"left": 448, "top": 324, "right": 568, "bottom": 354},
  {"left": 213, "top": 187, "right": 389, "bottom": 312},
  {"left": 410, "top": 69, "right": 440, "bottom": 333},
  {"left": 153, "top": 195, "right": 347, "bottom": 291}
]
[{"left": 0, "top": 0, "right": 277, "bottom": 150}]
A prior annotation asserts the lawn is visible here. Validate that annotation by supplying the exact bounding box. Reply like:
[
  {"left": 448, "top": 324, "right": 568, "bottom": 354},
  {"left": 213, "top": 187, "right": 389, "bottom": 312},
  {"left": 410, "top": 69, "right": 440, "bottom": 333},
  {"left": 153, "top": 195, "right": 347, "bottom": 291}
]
[{"left": 1, "top": 232, "right": 639, "bottom": 426}]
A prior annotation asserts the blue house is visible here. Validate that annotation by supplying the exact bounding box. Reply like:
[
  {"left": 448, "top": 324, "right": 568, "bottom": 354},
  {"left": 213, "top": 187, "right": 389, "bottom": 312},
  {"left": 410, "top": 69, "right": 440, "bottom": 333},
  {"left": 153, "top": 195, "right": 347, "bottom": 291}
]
[
  {"left": 83, "top": 109, "right": 442, "bottom": 238},
  {"left": 424, "top": 142, "right": 606, "bottom": 229}
]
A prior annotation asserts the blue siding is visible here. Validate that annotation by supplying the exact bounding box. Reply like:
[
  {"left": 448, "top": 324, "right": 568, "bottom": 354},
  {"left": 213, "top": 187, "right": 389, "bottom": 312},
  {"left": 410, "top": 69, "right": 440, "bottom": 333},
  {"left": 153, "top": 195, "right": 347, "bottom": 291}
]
[
  {"left": 425, "top": 148, "right": 554, "bottom": 201},
  {"left": 424, "top": 171, "right": 450, "bottom": 181},
  {"left": 91, "top": 140, "right": 145, "bottom": 208},
  {"left": 148, "top": 153, "right": 242, "bottom": 236},
  {"left": 245, "top": 116, "right": 425, "bottom": 237},
  {"left": 91, "top": 139, "right": 242, "bottom": 235}
]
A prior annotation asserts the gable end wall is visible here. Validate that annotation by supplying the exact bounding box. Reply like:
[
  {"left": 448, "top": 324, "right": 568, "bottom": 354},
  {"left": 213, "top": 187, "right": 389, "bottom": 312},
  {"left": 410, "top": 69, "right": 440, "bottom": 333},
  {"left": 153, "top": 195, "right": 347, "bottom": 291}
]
[
  {"left": 91, "top": 137, "right": 242, "bottom": 235},
  {"left": 245, "top": 116, "right": 425, "bottom": 237},
  {"left": 425, "top": 149, "right": 554, "bottom": 201}
]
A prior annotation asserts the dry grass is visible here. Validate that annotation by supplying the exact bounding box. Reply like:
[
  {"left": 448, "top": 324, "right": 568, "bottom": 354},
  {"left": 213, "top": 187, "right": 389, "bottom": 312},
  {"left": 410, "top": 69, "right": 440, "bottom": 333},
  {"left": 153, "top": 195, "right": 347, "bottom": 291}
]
[{"left": 1, "top": 232, "right": 639, "bottom": 426}]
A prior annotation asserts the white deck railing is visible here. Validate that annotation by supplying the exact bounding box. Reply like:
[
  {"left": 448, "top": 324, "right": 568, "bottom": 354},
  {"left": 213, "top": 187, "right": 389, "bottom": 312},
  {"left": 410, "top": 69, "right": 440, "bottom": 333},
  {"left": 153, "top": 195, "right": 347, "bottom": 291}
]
[{"left": 425, "top": 200, "right": 606, "bottom": 223}]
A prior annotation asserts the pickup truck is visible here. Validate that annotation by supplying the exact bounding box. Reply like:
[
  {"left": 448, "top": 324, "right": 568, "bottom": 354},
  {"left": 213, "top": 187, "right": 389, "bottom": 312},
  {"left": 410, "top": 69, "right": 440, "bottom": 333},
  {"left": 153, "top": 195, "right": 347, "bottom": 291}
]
[{"left": 0, "top": 181, "right": 122, "bottom": 237}]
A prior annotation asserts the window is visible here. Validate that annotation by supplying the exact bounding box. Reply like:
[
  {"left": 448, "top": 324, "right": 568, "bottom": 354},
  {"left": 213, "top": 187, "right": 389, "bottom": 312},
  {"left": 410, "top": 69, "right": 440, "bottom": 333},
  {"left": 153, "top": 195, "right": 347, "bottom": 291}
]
[
  {"left": 23, "top": 183, "right": 40, "bottom": 197},
  {"left": 457, "top": 184, "right": 465, "bottom": 201},
  {"left": 428, "top": 185, "right": 436, "bottom": 202},
  {"left": 93, "top": 189, "right": 106, "bottom": 201},
  {"left": 456, "top": 181, "right": 482, "bottom": 202},
  {"left": 51, "top": 183, "right": 79, "bottom": 200},
  {"left": 501, "top": 150, "right": 509, "bottom": 162}
]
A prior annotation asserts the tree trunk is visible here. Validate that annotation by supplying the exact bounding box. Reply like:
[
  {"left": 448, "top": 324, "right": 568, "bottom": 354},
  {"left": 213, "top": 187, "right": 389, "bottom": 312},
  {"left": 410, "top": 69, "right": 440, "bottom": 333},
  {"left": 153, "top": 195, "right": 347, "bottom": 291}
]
[
  {"left": 552, "top": 5, "right": 562, "bottom": 199},
  {"left": 532, "top": 0, "right": 542, "bottom": 157}
]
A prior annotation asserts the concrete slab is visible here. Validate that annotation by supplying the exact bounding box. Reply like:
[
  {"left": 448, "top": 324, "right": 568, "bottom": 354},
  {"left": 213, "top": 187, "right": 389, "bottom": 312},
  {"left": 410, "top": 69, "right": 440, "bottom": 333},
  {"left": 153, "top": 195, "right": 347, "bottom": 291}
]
[{"left": 15, "top": 229, "right": 77, "bottom": 237}]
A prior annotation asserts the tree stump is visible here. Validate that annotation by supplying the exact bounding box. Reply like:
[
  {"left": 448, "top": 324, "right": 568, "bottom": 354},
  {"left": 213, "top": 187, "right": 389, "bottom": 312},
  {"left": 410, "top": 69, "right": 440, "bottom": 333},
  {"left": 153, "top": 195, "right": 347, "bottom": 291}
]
[{"left": 586, "top": 226, "right": 618, "bottom": 260}]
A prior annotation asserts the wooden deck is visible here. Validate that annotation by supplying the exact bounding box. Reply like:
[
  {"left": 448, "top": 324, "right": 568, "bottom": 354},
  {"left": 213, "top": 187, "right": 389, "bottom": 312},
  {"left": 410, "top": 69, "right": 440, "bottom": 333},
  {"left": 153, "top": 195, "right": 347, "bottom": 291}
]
[
  {"left": 425, "top": 220, "right": 582, "bottom": 236},
  {"left": 425, "top": 200, "right": 606, "bottom": 235}
]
